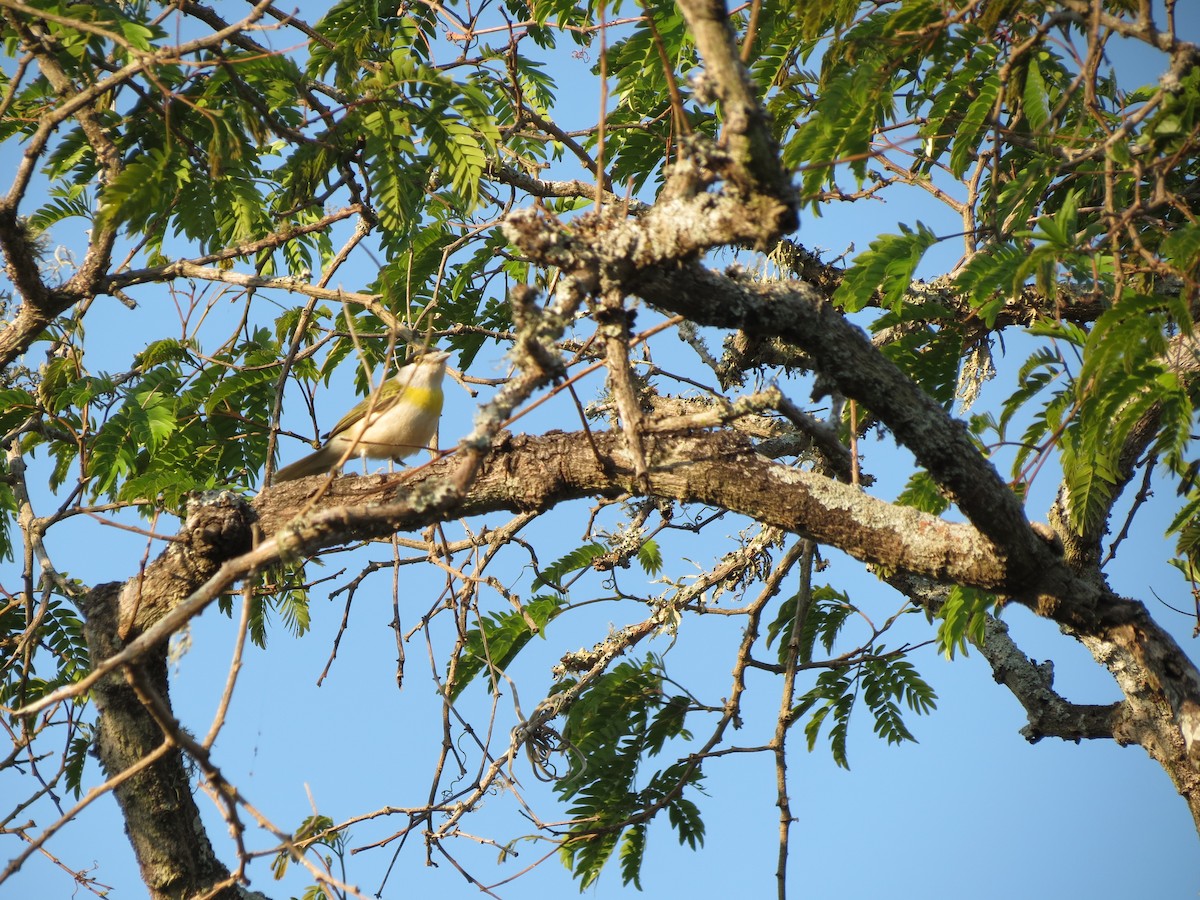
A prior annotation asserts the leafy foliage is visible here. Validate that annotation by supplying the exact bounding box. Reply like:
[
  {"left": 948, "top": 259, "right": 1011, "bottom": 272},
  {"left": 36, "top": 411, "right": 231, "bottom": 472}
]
[
  {"left": 555, "top": 658, "right": 701, "bottom": 889},
  {"left": 832, "top": 223, "right": 938, "bottom": 313},
  {"left": 767, "top": 584, "right": 855, "bottom": 665},
  {"left": 766, "top": 584, "right": 937, "bottom": 767},
  {"left": 532, "top": 543, "right": 610, "bottom": 592},
  {"left": 936, "top": 586, "right": 994, "bottom": 660},
  {"left": 792, "top": 649, "right": 937, "bottom": 769},
  {"left": 271, "top": 813, "right": 348, "bottom": 891},
  {"left": 448, "top": 595, "right": 564, "bottom": 701},
  {"left": 896, "top": 470, "right": 950, "bottom": 516},
  {"left": 0, "top": 594, "right": 89, "bottom": 712}
]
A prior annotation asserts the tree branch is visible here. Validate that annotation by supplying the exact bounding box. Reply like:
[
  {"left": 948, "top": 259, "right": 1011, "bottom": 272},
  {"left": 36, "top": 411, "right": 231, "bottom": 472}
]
[
  {"left": 503, "top": 202, "right": 1053, "bottom": 587},
  {"left": 674, "top": 0, "right": 796, "bottom": 214},
  {"left": 80, "top": 582, "right": 259, "bottom": 900}
]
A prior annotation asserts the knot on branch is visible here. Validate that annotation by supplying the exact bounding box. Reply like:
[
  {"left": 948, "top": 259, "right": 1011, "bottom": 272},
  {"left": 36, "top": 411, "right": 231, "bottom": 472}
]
[{"left": 116, "top": 491, "right": 256, "bottom": 638}]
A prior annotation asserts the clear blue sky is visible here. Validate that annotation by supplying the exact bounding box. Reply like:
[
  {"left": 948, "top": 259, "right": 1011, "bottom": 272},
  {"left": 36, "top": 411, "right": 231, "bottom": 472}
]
[{"left": 3, "top": 3, "right": 1199, "bottom": 898}]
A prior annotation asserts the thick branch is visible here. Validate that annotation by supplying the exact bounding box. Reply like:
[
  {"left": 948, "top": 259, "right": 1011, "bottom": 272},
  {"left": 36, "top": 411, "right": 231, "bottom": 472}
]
[
  {"left": 115, "top": 492, "right": 256, "bottom": 639},
  {"left": 889, "top": 572, "right": 1122, "bottom": 742},
  {"left": 256, "top": 430, "right": 1013, "bottom": 590},
  {"left": 80, "top": 582, "right": 256, "bottom": 900},
  {"left": 503, "top": 203, "right": 1051, "bottom": 586},
  {"left": 648, "top": 270, "right": 1050, "bottom": 574},
  {"left": 24, "top": 423, "right": 1200, "bottom": 854},
  {"left": 43, "top": 432, "right": 1200, "bottom": 802},
  {"left": 674, "top": 0, "right": 796, "bottom": 213}
]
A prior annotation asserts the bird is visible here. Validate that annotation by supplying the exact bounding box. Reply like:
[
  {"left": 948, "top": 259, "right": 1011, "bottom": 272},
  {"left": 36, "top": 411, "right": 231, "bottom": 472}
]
[{"left": 273, "top": 349, "right": 450, "bottom": 483}]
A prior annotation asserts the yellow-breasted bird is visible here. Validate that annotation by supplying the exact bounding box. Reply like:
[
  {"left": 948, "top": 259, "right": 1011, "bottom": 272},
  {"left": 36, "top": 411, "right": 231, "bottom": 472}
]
[{"left": 273, "top": 349, "right": 450, "bottom": 483}]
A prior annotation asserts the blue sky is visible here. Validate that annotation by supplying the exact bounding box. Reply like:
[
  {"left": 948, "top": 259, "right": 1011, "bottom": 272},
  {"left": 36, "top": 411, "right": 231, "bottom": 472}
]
[{"left": 3, "top": 3, "right": 1200, "bottom": 898}]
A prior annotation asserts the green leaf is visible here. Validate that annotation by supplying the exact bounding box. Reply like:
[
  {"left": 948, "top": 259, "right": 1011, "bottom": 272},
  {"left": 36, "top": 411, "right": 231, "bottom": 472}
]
[
  {"left": 954, "top": 242, "right": 1029, "bottom": 326},
  {"left": 862, "top": 653, "right": 936, "bottom": 745},
  {"left": 644, "top": 694, "right": 691, "bottom": 756},
  {"left": 362, "top": 107, "right": 420, "bottom": 241},
  {"left": 618, "top": 824, "right": 646, "bottom": 889},
  {"left": 1162, "top": 221, "right": 1200, "bottom": 276},
  {"left": 896, "top": 471, "right": 950, "bottom": 515},
  {"left": 666, "top": 792, "right": 704, "bottom": 849},
  {"left": 936, "top": 586, "right": 994, "bottom": 659},
  {"left": 637, "top": 539, "right": 663, "bottom": 576},
  {"left": 767, "top": 585, "right": 854, "bottom": 665},
  {"left": 1169, "top": 492, "right": 1200, "bottom": 566},
  {"left": 1022, "top": 56, "right": 1051, "bottom": 134},
  {"left": 795, "top": 669, "right": 855, "bottom": 769},
  {"left": 920, "top": 41, "right": 998, "bottom": 172},
  {"left": 204, "top": 366, "right": 280, "bottom": 419},
  {"left": 447, "top": 596, "right": 564, "bottom": 701},
  {"left": 556, "top": 657, "right": 703, "bottom": 889},
  {"left": 832, "top": 222, "right": 937, "bottom": 313},
  {"left": 277, "top": 590, "right": 312, "bottom": 639},
  {"left": 421, "top": 116, "right": 490, "bottom": 212},
  {"left": 0, "top": 389, "right": 36, "bottom": 434},
  {"left": 950, "top": 71, "right": 1000, "bottom": 178},
  {"left": 532, "top": 543, "right": 608, "bottom": 592},
  {"left": 95, "top": 146, "right": 186, "bottom": 235},
  {"left": 64, "top": 726, "right": 94, "bottom": 798},
  {"left": 135, "top": 338, "right": 197, "bottom": 369},
  {"left": 879, "top": 320, "right": 963, "bottom": 408},
  {"left": 1052, "top": 293, "right": 1191, "bottom": 532},
  {"left": 1024, "top": 188, "right": 1081, "bottom": 249},
  {"left": 0, "top": 482, "right": 16, "bottom": 563},
  {"left": 787, "top": 58, "right": 893, "bottom": 198},
  {"left": 29, "top": 183, "right": 91, "bottom": 231}
]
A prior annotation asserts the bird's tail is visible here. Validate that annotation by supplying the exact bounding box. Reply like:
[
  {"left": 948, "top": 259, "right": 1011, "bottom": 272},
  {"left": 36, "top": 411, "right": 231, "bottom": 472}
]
[{"left": 273, "top": 445, "right": 341, "bottom": 483}]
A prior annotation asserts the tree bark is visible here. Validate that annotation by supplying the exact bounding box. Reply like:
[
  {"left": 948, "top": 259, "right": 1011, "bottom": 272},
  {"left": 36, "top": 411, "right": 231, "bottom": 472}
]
[
  {"left": 79, "top": 493, "right": 259, "bottom": 900},
  {"left": 82, "top": 582, "right": 249, "bottom": 900}
]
